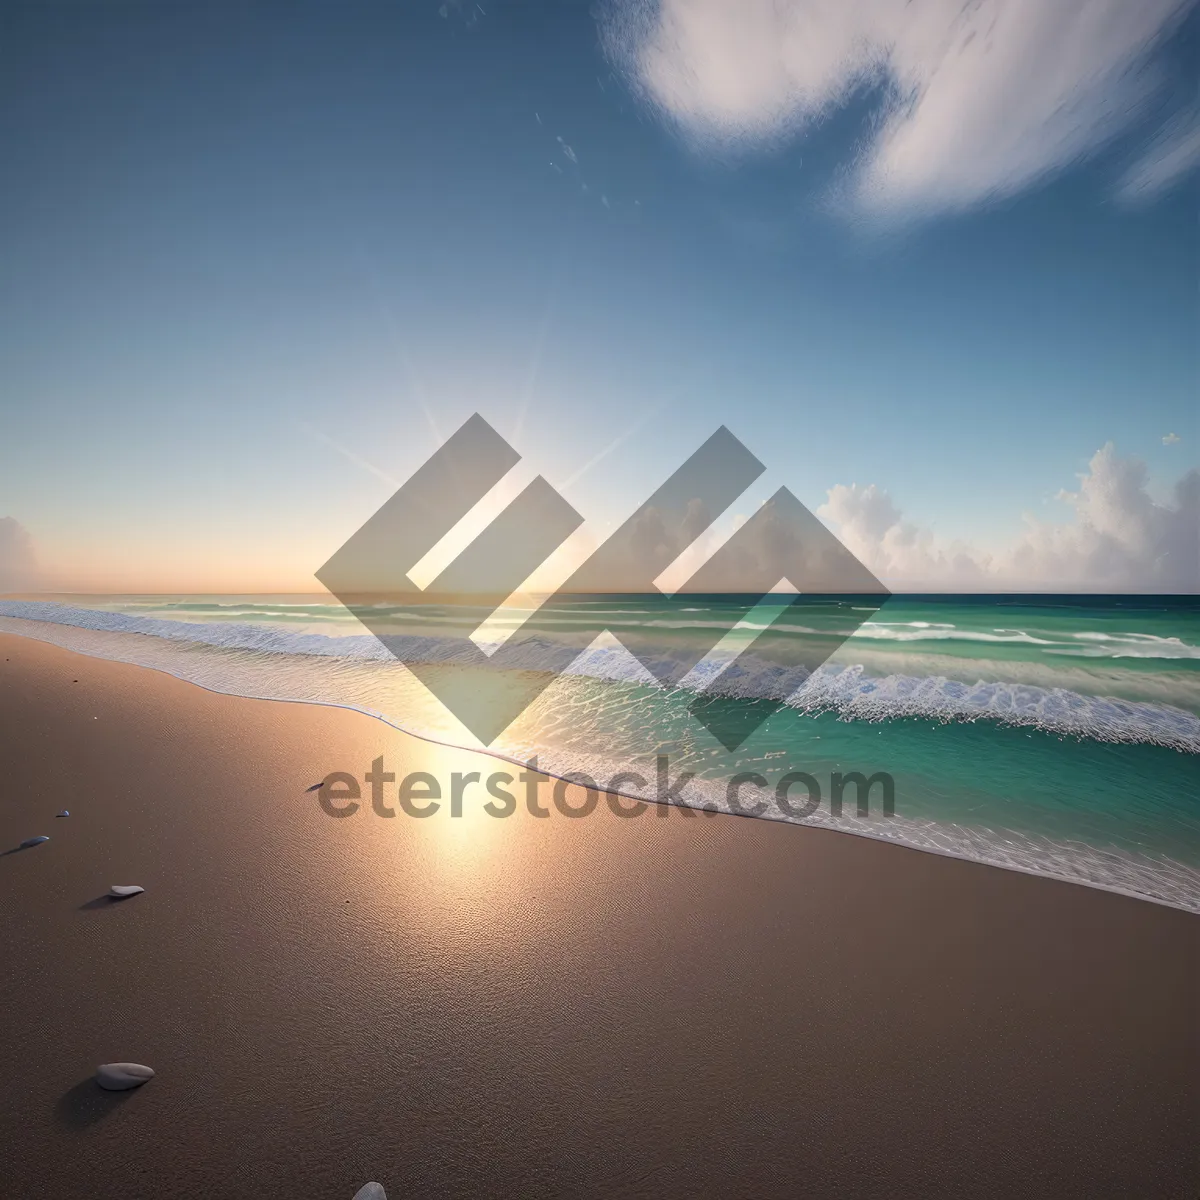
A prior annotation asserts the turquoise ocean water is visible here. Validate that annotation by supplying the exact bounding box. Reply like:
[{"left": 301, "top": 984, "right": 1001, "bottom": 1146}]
[{"left": 1, "top": 594, "right": 1197, "bottom": 911}]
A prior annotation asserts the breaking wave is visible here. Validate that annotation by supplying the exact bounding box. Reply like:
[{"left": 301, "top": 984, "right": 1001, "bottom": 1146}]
[{"left": 1, "top": 599, "right": 1197, "bottom": 751}]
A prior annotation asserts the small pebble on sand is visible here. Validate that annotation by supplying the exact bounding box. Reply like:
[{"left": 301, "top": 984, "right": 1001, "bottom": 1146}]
[
  {"left": 96, "top": 1063, "right": 154, "bottom": 1091},
  {"left": 19, "top": 835, "right": 49, "bottom": 848},
  {"left": 108, "top": 885, "right": 145, "bottom": 898}
]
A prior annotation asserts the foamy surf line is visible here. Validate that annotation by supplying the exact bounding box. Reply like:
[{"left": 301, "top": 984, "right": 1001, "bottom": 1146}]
[
  {"left": 508, "top": 741, "right": 1200, "bottom": 916},
  {"left": 2, "top": 601, "right": 1198, "bottom": 752},
  {"left": 1, "top": 612, "right": 1197, "bottom": 916}
]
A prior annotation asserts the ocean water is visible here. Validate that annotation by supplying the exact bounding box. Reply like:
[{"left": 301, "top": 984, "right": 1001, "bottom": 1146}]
[{"left": 1, "top": 593, "right": 1197, "bottom": 912}]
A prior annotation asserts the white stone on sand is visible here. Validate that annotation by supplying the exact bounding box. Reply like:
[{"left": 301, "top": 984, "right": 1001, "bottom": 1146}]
[
  {"left": 19, "top": 835, "right": 49, "bottom": 847},
  {"left": 352, "top": 1185, "right": 387, "bottom": 1200},
  {"left": 56, "top": 810, "right": 69, "bottom": 817},
  {"left": 96, "top": 1063, "right": 154, "bottom": 1091},
  {"left": 108, "top": 885, "right": 145, "bottom": 898}
]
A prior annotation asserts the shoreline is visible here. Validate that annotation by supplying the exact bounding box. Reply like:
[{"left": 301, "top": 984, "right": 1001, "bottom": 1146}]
[
  {"left": 1, "top": 632, "right": 1197, "bottom": 1198},
  {"left": 0, "top": 617, "right": 1197, "bottom": 914}
]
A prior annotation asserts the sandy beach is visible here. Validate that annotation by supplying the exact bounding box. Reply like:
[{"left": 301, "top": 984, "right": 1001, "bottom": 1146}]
[{"left": 0, "top": 631, "right": 1196, "bottom": 1198}]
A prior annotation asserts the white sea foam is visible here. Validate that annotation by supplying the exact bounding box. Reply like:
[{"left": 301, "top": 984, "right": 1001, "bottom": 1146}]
[
  {"left": 500, "top": 742, "right": 1200, "bottom": 915},
  {"left": 1064, "top": 631, "right": 1200, "bottom": 659},
  {"left": 851, "top": 625, "right": 1062, "bottom": 645}
]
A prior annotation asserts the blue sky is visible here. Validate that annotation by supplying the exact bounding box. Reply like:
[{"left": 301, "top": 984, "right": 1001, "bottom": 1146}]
[{"left": 1, "top": 0, "right": 1196, "bottom": 592}]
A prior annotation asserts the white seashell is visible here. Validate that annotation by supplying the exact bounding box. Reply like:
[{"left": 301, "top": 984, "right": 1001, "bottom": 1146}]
[
  {"left": 56, "top": 810, "right": 70, "bottom": 818},
  {"left": 19, "top": 835, "right": 49, "bottom": 848},
  {"left": 96, "top": 1062, "right": 154, "bottom": 1091},
  {"left": 108, "top": 886, "right": 145, "bottom": 898},
  {"left": 353, "top": 1186, "right": 387, "bottom": 1200}
]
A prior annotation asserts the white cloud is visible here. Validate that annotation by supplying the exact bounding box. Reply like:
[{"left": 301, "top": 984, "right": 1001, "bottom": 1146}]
[
  {"left": 1117, "top": 105, "right": 1200, "bottom": 203},
  {"left": 0, "top": 518, "right": 38, "bottom": 593},
  {"left": 818, "top": 445, "right": 1200, "bottom": 591},
  {"left": 1163, "top": 431, "right": 1182, "bottom": 445},
  {"left": 600, "top": 0, "right": 1197, "bottom": 216},
  {"left": 819, "top": 482, "right": 990, "bottom": 587}
]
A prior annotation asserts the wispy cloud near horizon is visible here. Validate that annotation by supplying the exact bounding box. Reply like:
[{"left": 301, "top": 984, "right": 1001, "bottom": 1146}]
[
  {"left": 601, "top": 0, "right": 1199, "bottom": 217},
  {"left": 0, "top": 518, "right": 39, "bottom": 593}
]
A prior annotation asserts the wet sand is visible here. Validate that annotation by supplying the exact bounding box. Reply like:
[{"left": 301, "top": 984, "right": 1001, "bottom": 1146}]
[{"left": 0, "top": 632, "right": 1196, "bottom": 1198}]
